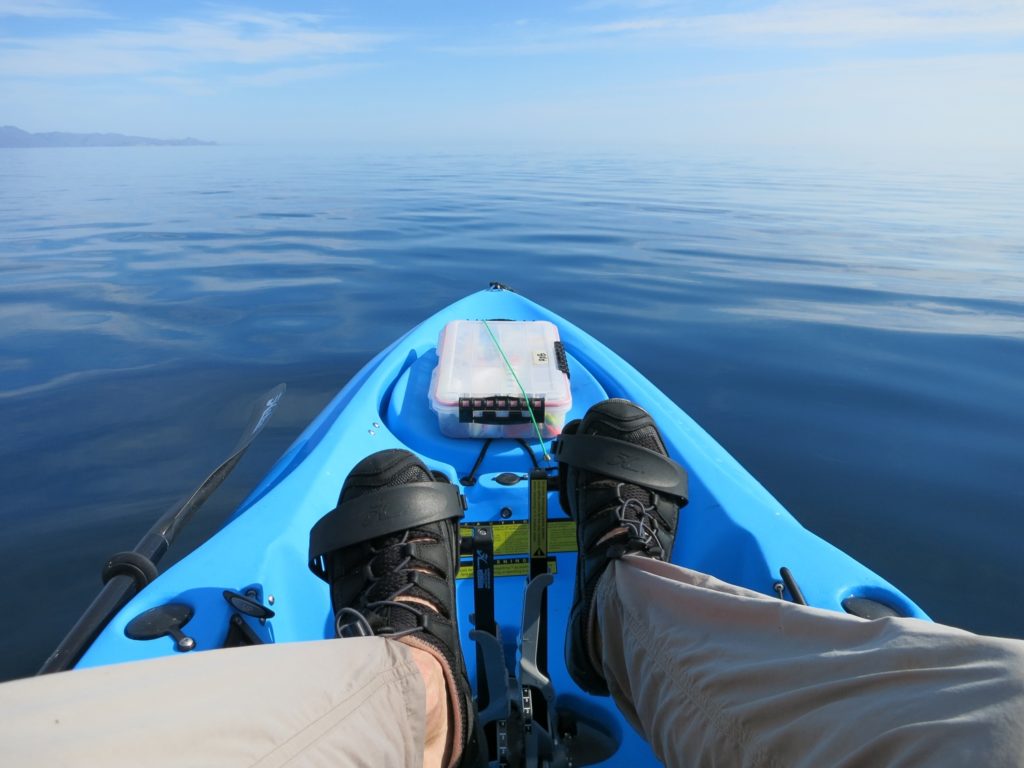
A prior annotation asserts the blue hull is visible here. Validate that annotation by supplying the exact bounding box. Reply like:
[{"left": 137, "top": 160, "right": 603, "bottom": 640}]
[{"left": 78, "top": 286, "right": 927, "bottom": 763}]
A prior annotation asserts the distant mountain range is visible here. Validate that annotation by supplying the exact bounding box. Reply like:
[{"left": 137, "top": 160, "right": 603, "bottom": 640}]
[{"left": 0, "top": 125, "right": 215, "bottom": 148}]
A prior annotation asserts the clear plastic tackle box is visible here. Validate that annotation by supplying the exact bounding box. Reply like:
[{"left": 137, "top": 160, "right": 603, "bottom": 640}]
[{"left": 428, "top": 320, "right": 572, "bottom": 439}]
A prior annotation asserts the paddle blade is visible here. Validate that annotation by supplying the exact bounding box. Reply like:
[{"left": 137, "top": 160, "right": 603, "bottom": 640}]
[{"left": 157, "top": 383, "right": 286, "bottom": 542}]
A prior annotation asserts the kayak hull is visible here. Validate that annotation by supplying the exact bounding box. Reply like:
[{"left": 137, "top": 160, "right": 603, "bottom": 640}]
[{"left": 77, "top": 287, "right": 927, "bottom": 763}]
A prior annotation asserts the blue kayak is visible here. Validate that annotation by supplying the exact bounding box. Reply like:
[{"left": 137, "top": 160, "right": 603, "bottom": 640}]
[{"left": 75, "top": 284, "right": 927, "bottom": 764}]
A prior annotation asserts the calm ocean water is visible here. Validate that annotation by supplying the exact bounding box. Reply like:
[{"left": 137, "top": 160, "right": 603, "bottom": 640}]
[{"left": 1, "top": 146, "right": 1022, "bottom": 682}]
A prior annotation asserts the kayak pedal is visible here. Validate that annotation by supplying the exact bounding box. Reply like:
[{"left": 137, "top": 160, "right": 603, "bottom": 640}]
[
  {"left": 520, "top": 572, "right": 619, "bottom": 767},
  {"left": 520, "top": 573, "right": 557, "bottom": 764},
  {"left": 471, "top": 570, "right": 619, "bottom": 767},
  {"left": 466, "top": 466, "right": 618, "bottom": 766},
  {"left": 470, "top": 524, "right": 519, "bottom": 765}
]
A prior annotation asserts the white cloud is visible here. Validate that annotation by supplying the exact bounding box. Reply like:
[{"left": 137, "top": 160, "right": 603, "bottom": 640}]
[
  {"left": 574, "top": 0, "right": 676, "bottom": 10},
  {"left": 0, "top": 0, "right": 105, "bottom": 18},
  {"left": 582, "top": 0, "right": 1024, "bottom": 45},
  {"left": 0, "top": 10, "right": 390, "bottom": 79},
  {"left": 441, "top": 1, "right": 1024, "bottom": 56}
]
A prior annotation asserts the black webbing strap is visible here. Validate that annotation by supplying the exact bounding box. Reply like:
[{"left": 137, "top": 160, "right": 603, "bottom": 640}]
[
  {"left": 527, "top": 468, "right": 550, "bottom": 728},
  {"left": 553, "top": 433, "right": 689, "bottom": 504},
  {"left": 308, "top": 483, "right": 466, "bottom": 574},
  {"left": 529, "top": 469, "right": 549, "bottom": 576},
  {"left": 471, "top": 527, "right": 496, "bottom": 709},
  {"left": 472, "top": 528, "right": 496, "bottom": 636}
]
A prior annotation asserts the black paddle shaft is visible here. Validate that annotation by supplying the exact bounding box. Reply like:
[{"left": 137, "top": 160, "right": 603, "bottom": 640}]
[{"left": 38, "top": 384, "right": 285, "bottom": 675}]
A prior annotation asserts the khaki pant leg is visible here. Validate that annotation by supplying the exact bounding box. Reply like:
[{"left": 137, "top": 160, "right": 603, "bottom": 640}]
[
  {"left": 596, "top": 555, "right": 1024, "bottom": 768},
  {"left": 0, "top": 638, "right": 425, "bottom": 768}
]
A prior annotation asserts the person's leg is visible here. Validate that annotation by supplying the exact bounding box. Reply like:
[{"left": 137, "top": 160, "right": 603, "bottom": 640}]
[
  {"left": 596, "top": 556, "right": 1024, "bottom": 768},
  {"left": 409, "top": 645, "right": 452, "bottom": 768},
  {"left": 308, "top": 448, "right": 475, "bottom": 768},
  {"left": 560, "top": 398, "right": 1024, "bottom": 767},
  {"left": 0, "top": 638, "right": 433, "bottom": 767},
  {"left": 0, "top": 447, "right": 465, "bottom": 768}
]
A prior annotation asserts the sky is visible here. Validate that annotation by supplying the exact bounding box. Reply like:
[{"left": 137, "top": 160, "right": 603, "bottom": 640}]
[{"left": 1, "top": 0, "right": 1023, "bottom": 156}]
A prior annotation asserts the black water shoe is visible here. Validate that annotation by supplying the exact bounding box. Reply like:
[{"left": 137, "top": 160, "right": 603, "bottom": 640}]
[
  {"left": 309, "top": 449, "right": 475, "bottom": 766},
  {"left": 556, "top": 399, "right": 688, "bottom": 695}
]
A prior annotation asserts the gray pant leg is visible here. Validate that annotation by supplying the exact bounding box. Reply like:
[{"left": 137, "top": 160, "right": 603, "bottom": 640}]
[
  {"left": 0, "top": 638, "right": 426, "bottom": 767},
  {"left": 596, "top": 555, "right": 1024, "bottom": 767}
]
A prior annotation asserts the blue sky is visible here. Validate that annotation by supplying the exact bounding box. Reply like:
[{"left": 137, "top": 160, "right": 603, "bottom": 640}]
[{"left": 1, "top": 1, "right": 1022, "bottom": 156}]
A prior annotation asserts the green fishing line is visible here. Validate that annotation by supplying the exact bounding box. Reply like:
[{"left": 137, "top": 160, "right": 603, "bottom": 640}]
[{"left": 481, "top": 319, "right": 551, "bottom": 462}]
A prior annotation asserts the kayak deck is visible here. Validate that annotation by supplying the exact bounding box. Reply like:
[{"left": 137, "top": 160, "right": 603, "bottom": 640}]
[{"left": 77, "top": 287, "right": 927, "bottom": 764}]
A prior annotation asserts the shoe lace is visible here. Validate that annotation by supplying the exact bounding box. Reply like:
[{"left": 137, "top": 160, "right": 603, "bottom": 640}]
[
  {"left": 613, "top": 482, "right": 665, "bottom": 559},
  {"left": 334, "top": 531, "right": 438, "bottom": 639}
]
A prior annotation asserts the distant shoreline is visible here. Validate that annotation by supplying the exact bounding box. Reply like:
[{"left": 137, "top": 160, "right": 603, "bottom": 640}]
[{"left": 0, "top": 125, "right": 215, "bottom": 148}]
